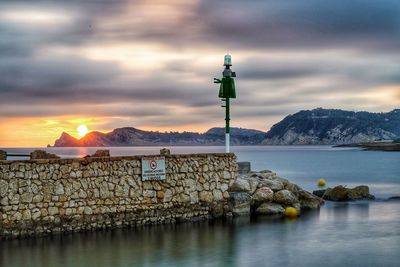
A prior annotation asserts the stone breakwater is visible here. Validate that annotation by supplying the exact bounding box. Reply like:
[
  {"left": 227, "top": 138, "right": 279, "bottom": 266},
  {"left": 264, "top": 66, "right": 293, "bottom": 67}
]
[
  {"left": 228, "top": 170, "right": 323, "bottom": 216},
  {"left": 0, "top": 153, "right": 237, "bottom": 238}
]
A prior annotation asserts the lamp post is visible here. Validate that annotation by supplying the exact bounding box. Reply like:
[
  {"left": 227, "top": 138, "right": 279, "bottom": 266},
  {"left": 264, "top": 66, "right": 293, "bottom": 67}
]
[{"left": 214, "top": 54, "right": 237, "bottom": 153}]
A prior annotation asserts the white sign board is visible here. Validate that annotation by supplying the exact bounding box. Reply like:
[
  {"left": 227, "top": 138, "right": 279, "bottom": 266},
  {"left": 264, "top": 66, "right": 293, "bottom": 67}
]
[{"left": 141, "top": 156, "right": 166, "bottom": 181}]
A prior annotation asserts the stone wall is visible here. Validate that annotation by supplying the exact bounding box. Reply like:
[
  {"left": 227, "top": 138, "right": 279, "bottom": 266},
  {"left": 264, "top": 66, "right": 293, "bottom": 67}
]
[{"left": 0, "top": 153, "right": 237, "bottom": 238}]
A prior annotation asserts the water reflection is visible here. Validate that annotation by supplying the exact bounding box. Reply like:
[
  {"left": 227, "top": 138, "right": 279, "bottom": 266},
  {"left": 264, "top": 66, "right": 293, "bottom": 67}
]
[{"left": 1, "top": 201, "right": 400, "bottom": 267}]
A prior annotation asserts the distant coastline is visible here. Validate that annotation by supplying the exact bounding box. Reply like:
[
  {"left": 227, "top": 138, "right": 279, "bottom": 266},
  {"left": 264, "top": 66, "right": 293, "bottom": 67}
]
[
  {"left": 335, "top": 141, "right": 400, "bottom": 151},
  {"left": 50, "top": 108, "right": 400, "bottom": 147}
]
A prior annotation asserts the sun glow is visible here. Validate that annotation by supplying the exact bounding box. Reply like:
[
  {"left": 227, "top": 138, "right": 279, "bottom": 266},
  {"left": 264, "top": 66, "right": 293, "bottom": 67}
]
[
  {"left": 77, "top": 124, "right": 89, "bottom": 137},
  {"left": 0, "top": 9, "right": 72, "bottom": 24}
]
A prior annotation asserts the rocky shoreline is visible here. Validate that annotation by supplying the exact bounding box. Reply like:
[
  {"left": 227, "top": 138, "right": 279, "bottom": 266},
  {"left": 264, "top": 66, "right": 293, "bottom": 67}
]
[
  {"left": 227, "top": 167, "right": 381, "bottom": 218},
  {"left": 335, "top": 141, "right": 400, "bottom": 151},
  {"left": 228, "top": 170, "right": 324, "bottom": 217}
]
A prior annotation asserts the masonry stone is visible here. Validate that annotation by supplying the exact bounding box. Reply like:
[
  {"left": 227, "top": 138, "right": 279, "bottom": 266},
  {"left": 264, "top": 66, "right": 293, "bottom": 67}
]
[{"left": 0, "top": 153, "right": 237, "bottom": 238}]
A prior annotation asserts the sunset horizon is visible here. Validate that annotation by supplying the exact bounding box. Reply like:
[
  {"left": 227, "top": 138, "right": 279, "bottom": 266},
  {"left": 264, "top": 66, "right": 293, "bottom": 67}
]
[{"left": 2, "top": 106, "right": 399, "bottom": 147}]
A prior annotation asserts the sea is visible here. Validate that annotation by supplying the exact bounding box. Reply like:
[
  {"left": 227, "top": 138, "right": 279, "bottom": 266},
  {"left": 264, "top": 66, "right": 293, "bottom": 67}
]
[{"left": 1, "top": 146, "right": 399, "bottom": 267}]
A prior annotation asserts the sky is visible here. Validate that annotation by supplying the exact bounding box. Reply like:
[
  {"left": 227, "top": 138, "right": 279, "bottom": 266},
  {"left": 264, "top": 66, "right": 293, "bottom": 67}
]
[{"left": 0, "top": 0, "right": 399, "bottom": 147}]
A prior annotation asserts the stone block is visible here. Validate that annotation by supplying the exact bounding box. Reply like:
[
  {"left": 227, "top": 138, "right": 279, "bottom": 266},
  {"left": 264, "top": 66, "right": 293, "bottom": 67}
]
[
  {"left": 30, "top": 150, "right": 60, "bottom": 160},
  {"left": 0, "top": 150, "right": 6, "bottom": 160},
  {"left": 237, "top": 162, "right": 251, "bottom": 174}
]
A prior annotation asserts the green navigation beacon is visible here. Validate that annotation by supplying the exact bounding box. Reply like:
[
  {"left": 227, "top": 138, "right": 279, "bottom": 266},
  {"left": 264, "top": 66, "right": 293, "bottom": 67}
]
[{"left": 214, "top": 54, "right": 237, "bottom": 153}]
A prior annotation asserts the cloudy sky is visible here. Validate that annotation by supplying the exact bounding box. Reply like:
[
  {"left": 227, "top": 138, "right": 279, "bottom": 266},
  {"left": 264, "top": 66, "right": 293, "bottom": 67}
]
[{"left": 0, "top": 0, "right": 399, "bottom": 146}]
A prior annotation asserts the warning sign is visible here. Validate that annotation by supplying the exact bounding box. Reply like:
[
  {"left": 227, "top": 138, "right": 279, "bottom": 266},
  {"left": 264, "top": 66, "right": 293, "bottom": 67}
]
[{"left": 141, "top": 156, "right": 166, "bottom": 181}]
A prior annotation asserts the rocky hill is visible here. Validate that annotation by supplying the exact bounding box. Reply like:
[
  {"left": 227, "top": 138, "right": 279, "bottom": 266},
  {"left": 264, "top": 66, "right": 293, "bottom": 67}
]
[
  {"left": 263, "top": 108, "right": 400, "bottom": 145},
  {"left": 53, "top": 108, "right": 400, "bottom": 146},
  {"left": 53, "top": 127, "right": 267, "bottom": 147}
]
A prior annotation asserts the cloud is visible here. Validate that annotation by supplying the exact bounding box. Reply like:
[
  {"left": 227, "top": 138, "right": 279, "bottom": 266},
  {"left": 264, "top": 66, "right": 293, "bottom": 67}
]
[
  {"left": 0, "top": 0, "right": 399, "bottom": 142},
  {"left": 196, "top": 0, "right": 400, "bottom": 51}
]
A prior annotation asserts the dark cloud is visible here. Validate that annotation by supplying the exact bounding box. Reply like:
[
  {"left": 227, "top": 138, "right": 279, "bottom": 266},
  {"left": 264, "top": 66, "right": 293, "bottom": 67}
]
[{"left": 197, "top": 0, "right": 400, "bottom": 51}]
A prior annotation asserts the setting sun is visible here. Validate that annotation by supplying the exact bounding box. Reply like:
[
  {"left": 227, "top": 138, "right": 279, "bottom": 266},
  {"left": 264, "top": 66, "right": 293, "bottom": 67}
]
[{"left": 77, "top": 124, "right": 89, "bottom": 137}]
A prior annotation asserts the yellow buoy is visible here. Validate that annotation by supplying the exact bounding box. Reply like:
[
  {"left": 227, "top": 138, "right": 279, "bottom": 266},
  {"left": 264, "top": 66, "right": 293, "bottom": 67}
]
[
  {"left": 317, "top": 178, "right": 326, "bottom": 187},
  {"left": 284, "top": 207, "right": 298, "bottom": 218}
]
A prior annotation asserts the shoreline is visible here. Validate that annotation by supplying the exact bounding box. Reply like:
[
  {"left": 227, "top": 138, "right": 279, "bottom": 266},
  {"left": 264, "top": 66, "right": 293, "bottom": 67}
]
[{"left": 335, "top": 141, "right": 400, "bottom": 151}]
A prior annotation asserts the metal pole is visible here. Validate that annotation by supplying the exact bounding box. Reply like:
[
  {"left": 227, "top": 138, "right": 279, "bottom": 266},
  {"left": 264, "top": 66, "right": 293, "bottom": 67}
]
[{"left": 225, "top": 97, "right": 230, "bottom": 153}]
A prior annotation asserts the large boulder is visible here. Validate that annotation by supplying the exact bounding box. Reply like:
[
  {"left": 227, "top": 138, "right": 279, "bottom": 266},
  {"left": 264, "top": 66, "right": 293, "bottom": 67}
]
[
  {"left": 252, "top": 187, "right": 274, "bottom": 204},
  {"left": 256, "top": 203, "right": 285, "bottom": 215},
  {"left": 348, "top": 186, "right": 374, "bottom": 200},
  {"left": 273, "top": 189, "right": 298, "bottom": 205},
  {"left": 284, "top": 182, "right": 301, "bottom": 195},
  {"left": 323, "top": 185, "right": 374, "bottom": 201},
  {"left": 258, "top": 179, "right": 285, "bottom": 192},
  {"left": 323, "top": 186, "right": 349, "bottom": 201},
  {"left": 246, "top": 177, "right": 259, "bottom": 195},
  {"left": 229, "top": 178, "right": 251, "bottom": 193},
  {"left": 251, "top": 171, "right": 288, "bottom": 191},
  {"left": 297, "top": 190, "right": 323, "bottom": 210},
  {"left": 229, "top": 192, "right": 251, "bottom": 216}
]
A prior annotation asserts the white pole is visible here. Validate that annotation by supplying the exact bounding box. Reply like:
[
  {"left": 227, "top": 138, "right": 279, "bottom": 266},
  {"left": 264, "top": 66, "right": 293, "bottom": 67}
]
[{"left": 225, "top": 133, "right": 230, "bottom": 153}]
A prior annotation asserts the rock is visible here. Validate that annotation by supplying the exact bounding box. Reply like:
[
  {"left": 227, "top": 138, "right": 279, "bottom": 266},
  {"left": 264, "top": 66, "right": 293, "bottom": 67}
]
[
  {"left": 163, "top": 189, "right": 173, "bottom": 202},
  {"left": 252, "top": 187, "right": 274, "bottom": 204},
  {"left": 256, "top": 203, "right": 285, "bottom": 215},
  {"left": 212, "top": 189, "right": 223, "bottom": 201},
  {"left": 258, "top": 177, "right": 285, "bottom": 192},
  {"left": 246, "top": 177, "right": 259, "bottom": 195},
  {"left": 22, "top": 210, "right": 31, "bottom": 220},
  {"left": 84, "top": 207, "right": 93, "bottom": 215},
  {"left": 91, "top": 150, "right": 110, "bottom": 157},
  {"left": 273, "top": 189, "right": 298, "bottom": 205},
  {"left": 48, "top": 207, "right": 59, "bottom": 216},
  {"left": 160, "top": 148, "right": 171, "bottom": 155},
  {"left": 298, "top": 190, "right": 323, "bottom": 210},
  {"left": 284, "top": 182, "right": 301, "bottom": 195},
  {"left": 313, "top": 189, "right": 326, "bottom": 198},
  {"left": 259, "top": 170, "right": 273, "bottom": 175},
  {"left": 229, "top": 192, "right": 251, "bottom": 216},
  {"left": 237, "top": 162, "right": 251, "bottom": 174},
  {"left": 228, "top": 178, "right": 251, "bottom": 192},
  {"left": 0, "top": 180, "right": 8, "bottom": 197},
  {"left": 323, "top": 185, "right": 374, "bottom": 201},
  {"left": 199, "top": 191, "right": 213, "bottom": 203},
  {"left": 0, "top": 150, "right": 6, "bottom": 160},
  {"left": 54, "top": 183, "right": 64, "bottom": 195},
  {"left": 30, "top": 150, "right": 60, "bottom": 159},
  {"left": 20, "top": 192, "right": 34, "bottom": 203},
  {"left": 32, "top": 209, "right": 41, "bottom": 220},
  {"left": 323, "top": 186, "right": 349, "bottom": 201},
  {"left": 322, "top": 185, "right": 349, "bottom": 201},
  {"left": 348, "top": 186, "right": 374, "bottom": 200}
]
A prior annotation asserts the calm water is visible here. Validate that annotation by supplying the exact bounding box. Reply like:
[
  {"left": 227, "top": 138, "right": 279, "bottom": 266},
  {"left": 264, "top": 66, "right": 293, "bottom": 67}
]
[{"left": 1, "top": 146, "right": 399, "bottom": 267}]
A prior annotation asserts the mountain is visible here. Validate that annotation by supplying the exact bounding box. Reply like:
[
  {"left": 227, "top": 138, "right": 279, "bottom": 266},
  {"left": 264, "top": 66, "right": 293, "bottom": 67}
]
[
  {"left": 53, "top": 108, "right": 400, "bottom": 147},
  {"left": 263, "top": 108, "right": 400, "bottom": 145},
  {"left": 53, "top": 127, "right": 267, "bottom": 147}
]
